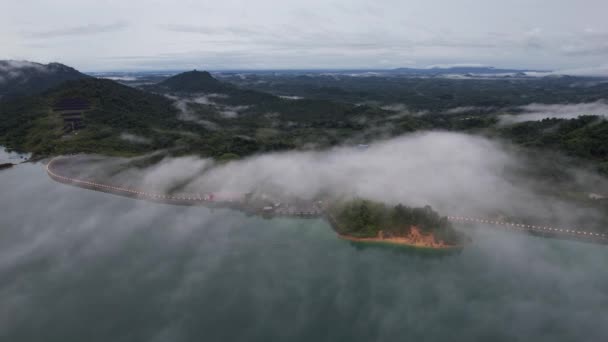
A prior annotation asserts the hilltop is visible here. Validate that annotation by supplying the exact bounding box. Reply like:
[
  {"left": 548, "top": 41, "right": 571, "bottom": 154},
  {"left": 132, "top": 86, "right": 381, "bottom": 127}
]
[
  {"left": 0, "top": 60, "right": 89, "bottom": 99},
  {"left": 148, "top": 69, "right": 278, "bottom": 105},
  {"left": 158, "top": 70, "right": 232, "bottom": 93}
]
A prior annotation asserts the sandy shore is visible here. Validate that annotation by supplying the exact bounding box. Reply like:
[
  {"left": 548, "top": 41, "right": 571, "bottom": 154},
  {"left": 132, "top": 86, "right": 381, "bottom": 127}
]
[{"left": 337, "top": 234, "right": 464, "bottom": 250}]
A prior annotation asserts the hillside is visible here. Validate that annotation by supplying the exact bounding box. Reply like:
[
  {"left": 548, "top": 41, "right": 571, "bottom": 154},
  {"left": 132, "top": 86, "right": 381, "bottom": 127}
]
[
  {"left": 499, "top": 116, "right": 608, "bottom": 173},
  {"left": 0, "top": 61, "right": 89, "bottom": 99},
  {"left": 0, "top": 71, "right": 381, "bottom": 159},
  {"left": 0, "top": 78, "right": 192, "bottom": 156},
  {"left": 150, "top": 69, "right": 278, "bottom": 105}
]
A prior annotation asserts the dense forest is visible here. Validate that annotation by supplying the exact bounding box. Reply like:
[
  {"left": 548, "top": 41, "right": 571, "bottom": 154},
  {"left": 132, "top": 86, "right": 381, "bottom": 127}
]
[
  {"left": 221, "top": 73, "right": 608, "bottom": 110},
  {"left": 328, "top": 198, "right": 466, "bottom": 245}
]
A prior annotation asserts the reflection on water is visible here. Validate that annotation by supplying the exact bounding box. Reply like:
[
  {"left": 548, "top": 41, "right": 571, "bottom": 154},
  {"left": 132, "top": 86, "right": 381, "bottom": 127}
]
[{"left": 0, "top": 161, "right": 607, "bottom": 342}]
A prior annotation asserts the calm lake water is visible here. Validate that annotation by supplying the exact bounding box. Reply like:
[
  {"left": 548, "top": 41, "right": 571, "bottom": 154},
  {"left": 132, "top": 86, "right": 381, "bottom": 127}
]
[{"left": 1, "top": 158, "right": 607, "bottom": 341}]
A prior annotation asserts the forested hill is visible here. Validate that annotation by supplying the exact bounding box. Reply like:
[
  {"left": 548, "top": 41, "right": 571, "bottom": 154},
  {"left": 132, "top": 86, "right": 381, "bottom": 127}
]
[
  {"left": 158, "top": 70, "right": 232, "bottom": 93},
  {"left": 0, "top": 61, "right": 89, "bottom": 99},
  {"left": 0, "top": 69, "right": 391, "bottom": 159},
  {"left": 149, "top": 69, "right": 279, "bottom": 105},
  {"left": 328, "top": 198, "right": 466, "bottom": 245},
  {"left": 0, "top": 78, "right": 191, "bottom": 156}
]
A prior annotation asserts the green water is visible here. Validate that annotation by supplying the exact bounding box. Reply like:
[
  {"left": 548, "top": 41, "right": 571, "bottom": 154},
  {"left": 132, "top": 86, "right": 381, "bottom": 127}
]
[{"left": 1, "top": 161, "right": 607, "bottom": 341}]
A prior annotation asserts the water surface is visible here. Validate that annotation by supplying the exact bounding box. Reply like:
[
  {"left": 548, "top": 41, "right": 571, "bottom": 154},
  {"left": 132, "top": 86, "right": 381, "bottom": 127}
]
[{"left": 1, "top": 161, "right": 607, "bottom": 341}]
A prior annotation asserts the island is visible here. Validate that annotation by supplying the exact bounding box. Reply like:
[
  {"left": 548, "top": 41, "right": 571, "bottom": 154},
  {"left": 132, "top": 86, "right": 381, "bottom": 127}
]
[{"left": 326, "top": 198, "right": 467, "bottom": 249}]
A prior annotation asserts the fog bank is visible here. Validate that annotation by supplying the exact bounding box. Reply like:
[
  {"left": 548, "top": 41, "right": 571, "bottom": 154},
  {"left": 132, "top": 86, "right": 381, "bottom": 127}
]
[
  {"left": 499, "top": 101, "right": 608, "bottom": 124},
  {"left": 64, "top": 132, "right": 608, "bottom": 230}
]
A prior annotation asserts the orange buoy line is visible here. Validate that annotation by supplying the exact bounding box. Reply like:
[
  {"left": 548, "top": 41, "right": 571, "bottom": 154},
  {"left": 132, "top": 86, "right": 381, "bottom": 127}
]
[
  {"left": 447, "top": 216, "right": 608, "bottom": 240},
  {"left": 46, "top": 157, "right": 211, "bottom": 203}
]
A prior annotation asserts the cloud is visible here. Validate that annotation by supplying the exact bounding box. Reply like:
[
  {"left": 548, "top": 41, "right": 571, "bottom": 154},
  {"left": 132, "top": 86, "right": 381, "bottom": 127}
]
[
  {"left": 23, "top": 22, "right": 128, "bottom": 39},
  {"left": 531, "top": 65, "right": 608, "bottom": 77},
  {"left": 0, "top": 60, "right": 47, "bottom": 84},
  {"left": 380, "top": 103, "right": 427, "bottom": 118},
  {"left": 166, "top": 94, "right": 220, "bottom": 130},
  {"left": 3, "top": 1, "right": 608, "bottom": 70},
  {"left": 101, "top": 76, "right": 138, "bottom": 81},
  {"left": 59, "top": 132, "right": 608, "bottom": 232},
  {"left": 120, "top": 132, "right": 151, "bottom": 145},
  {"left": 444, "top": 106, "right": 497, "bottom": 115},
  {"left": 560, "top": 30, "right": 608, "bottom": 56},
  {"left": 278, "top": 95, "right": 303, "bottom": 100},
  {"left": 0, "top": 60, "right": 45, "bottom": 72},
  {"left": 219, "top": 105, "right": 249, "bottom": 119},
  {"left": 163, "top": 24, "right": 262, "bottom": 37},
  {"left": 166, "top": 93, "right": 247, "bottom": 124},
  {"left": 499, "top": 101, "right": 608, "bottom": 124},
  {"left": 426, "top": 63, "right": 488, "bottom": 69}
]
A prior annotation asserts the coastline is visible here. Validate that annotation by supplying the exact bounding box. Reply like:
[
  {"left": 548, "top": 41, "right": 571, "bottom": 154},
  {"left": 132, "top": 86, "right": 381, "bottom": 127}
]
[
  {"left": 337, "top": 233, "right": 464, "bottom": 250},
  {"left": 325, "top": 211, "right": 464, "bottom": 250}
]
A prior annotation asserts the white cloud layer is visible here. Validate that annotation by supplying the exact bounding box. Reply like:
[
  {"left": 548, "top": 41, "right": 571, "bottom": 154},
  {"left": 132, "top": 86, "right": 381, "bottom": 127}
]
[
  {"left": 1, "top": 0, "right": 608, "bottom": 71},
  {"left": 64, "top": 132, "right": 608, "bottom": 231},
  {"left": 499, "top": 101, "right": 608, "bottom": 124}
]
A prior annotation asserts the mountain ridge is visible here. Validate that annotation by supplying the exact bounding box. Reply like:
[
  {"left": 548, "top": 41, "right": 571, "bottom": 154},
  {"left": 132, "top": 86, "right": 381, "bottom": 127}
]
[
  {"left": 158, "top": 70, "right": 232, "bottom": 93},
  {"left": 0, "top": 60, "right": 89, "bottom": 99}
]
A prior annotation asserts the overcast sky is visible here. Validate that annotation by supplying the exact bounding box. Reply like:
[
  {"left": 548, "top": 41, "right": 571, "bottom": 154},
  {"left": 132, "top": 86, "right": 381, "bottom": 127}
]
[{"left": 1, "top": 0, "right": 608, "bottom": 72}]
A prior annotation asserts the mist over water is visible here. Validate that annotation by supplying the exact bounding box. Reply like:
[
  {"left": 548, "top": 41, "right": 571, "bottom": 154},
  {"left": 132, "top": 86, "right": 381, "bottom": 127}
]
[
  {"left": 1, "top": 155, "right": 608, "bottom": 341},
  {"left": 59, "top": 132, "right": 608, "bottom": 231},
  {"left": 499, "top": 101, "right": 608, "bottom": 124}
]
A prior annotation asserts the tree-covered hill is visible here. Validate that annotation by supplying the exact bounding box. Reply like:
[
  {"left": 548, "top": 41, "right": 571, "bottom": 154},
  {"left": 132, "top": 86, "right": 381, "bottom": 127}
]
[
  {"left": 327, "top": 198, "right": 466, "bottom": 246},
  {"left": 157, "top": 70, "right": 232, "bottom": 93},
  {"left": 0, "top": 61, "right": 89, "bottom": 99},
  {"left": 499, "top": 116, "right": 608, "bottom": 173},
  {"left": 0, "top": 72, "right": 395, "bottom": 159},
  {"left": 0, "top": 78, "right": 194, "bottom": 156},
  {"left": 149, "top": 69, "right": 284, "bottom": 105}
]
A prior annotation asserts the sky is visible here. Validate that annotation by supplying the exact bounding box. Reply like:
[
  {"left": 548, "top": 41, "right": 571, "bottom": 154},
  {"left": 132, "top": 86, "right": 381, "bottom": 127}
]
[{"left": 1, "top": 0, "right": 608, "bottom": 72}]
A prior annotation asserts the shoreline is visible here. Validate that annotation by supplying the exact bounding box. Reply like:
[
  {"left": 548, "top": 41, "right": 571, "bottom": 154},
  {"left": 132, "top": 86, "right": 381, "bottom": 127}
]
[{"left": 337, "top": 233, "right": 464, "bottom": 250}]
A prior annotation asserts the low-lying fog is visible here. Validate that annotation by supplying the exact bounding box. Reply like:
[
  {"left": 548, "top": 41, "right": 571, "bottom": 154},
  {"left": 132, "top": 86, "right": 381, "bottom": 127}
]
[
  {"left": 498, "top": 101, "right": 608, "bottom": 124},
  {"left": 66, "top": 132, "right": 608, "bottom": 230}
]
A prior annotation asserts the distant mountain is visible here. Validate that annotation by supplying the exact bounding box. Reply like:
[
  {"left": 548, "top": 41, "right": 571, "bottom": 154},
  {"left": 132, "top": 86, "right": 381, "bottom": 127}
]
[
  {"left": 158, "top": 70, "right": 232, "bottom": 93},
  {"left": 150, "top": 69, "right": 278, "bottom": 106},
  {"left": 391, "top": 66, "right": 533, "bottom": 75},
  {"left": 0, "top": 60, "right": 89, "bottom": 99}
]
